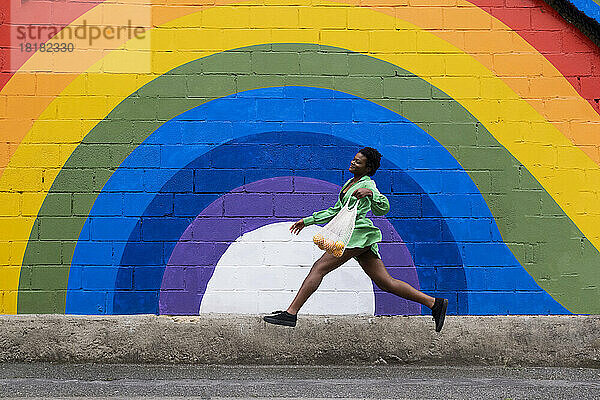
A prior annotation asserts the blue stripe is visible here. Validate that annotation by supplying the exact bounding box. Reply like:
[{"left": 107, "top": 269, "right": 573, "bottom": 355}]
[
  {"left": 568, "top": 0, "right": 600, "bottom": 22},
  {"left": 66, "top": 86, "right": 568, "bottom": 316}
]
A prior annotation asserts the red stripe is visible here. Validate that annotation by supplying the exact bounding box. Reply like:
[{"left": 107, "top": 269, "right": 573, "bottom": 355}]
[
  {"left": 471, "top": 0, "right": 600, "bottom": 114},
  {"left": 0, "top": 1, "right": 10, "bottom": 89},
  {"left": 1, "top": 1, "right": 101, "bottom": 91}
]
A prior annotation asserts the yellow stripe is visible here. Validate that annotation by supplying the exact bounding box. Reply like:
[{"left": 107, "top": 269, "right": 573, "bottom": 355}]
[{"left": 3, "top": 1, "right": 600, "bottom": 166}]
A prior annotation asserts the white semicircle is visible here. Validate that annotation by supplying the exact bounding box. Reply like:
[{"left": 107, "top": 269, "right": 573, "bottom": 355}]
[{"left": 199, "top": 222, "right": 376, "bottom": 315}]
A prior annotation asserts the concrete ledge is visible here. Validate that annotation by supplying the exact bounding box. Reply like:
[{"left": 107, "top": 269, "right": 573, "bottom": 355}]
[{"left": 0, "top": 315, "right": 598, "bottom": 367}]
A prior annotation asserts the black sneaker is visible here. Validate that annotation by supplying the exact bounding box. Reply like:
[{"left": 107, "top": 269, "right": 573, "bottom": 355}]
[
  {"left": 431, "top": 298, "right": 448, "bottom": 332},
  {"left": 263, "top": 310, "right": 297, "bottom": 327}
]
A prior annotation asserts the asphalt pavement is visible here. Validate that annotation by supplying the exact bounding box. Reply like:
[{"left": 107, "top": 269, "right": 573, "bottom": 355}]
[{"left": 0, "top": 363, "right": 598, "bottom": 399}]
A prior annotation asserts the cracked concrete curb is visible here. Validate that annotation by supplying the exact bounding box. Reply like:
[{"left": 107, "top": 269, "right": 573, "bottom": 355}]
[{"left": 0, "top": 315, "right": 598, "bottom": 367}]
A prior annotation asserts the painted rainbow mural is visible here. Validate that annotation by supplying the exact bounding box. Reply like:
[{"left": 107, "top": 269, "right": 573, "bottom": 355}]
[{"left": 1, "top": 0, "right": 599, "bottom": 316}]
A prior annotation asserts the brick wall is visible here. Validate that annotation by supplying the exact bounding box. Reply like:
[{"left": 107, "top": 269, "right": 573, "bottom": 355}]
[{"left": 0, "top": 0, "right": 599, "bottom": 315}]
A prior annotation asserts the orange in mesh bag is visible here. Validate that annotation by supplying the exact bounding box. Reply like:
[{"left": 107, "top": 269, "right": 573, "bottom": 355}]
[{"left": 312, "top": 189, "right": 360, "bottom": 258}]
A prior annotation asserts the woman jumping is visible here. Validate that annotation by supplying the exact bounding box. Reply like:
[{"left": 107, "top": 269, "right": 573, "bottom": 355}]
[{"left": 263, "top": 147, "right": 449, "bottom": 332}]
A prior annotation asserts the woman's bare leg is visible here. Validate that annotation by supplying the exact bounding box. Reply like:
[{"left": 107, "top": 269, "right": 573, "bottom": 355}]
[
  {"left": 286, "top": 247, "right": 367, "bottom": 315},
  {"left": 356, "top": 250, "right": 435, "bottom": 309}
]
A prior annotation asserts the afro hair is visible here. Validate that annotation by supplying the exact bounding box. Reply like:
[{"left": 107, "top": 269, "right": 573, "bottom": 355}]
[{"left": 358, "top": 147, "right": 382, "bottom": 176}]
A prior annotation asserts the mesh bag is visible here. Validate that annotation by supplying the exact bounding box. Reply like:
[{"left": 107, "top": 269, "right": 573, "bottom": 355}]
[{"left": 312, "top": 189, "right": 360, "bottom": 257}]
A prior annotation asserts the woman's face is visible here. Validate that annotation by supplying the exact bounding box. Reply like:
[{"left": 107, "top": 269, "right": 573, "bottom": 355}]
[{"left": 349, "top": 152, "right": 370, "bottom": 176}]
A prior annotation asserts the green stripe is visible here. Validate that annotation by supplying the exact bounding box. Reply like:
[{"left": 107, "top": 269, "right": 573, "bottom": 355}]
[{"left": 20, "top": 43, "right": 600, "bottom": 313}]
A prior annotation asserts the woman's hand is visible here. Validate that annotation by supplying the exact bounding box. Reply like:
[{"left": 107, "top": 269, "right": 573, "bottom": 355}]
[
  {"left": 352, "top": 188, "right": 373, "bottom": 199},
  {"left": 290, "top": 219, "right": 305, "bottom": 235}
]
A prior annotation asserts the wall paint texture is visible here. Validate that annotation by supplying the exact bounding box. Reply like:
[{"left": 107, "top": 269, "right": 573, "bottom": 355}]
[{"left": 1, "top": 0, "right": 599, "bottom": 316}]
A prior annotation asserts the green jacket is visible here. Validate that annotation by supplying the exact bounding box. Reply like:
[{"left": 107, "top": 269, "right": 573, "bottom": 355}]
[{"left": 302, "top": 175, "right": 390, "bottom": 259}]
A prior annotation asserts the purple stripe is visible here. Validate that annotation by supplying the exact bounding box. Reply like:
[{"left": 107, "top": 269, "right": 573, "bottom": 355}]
[{"left": 159, "top": 176, "right": 420, "bottom": 315}]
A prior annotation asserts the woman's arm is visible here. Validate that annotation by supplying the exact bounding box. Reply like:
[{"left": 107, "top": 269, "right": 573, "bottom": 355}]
[
  {"left": 302, "top": 179, "right": 354, "bottom": 226},
  {"left": 302, "top": 199, "right": 343, "bottom": 226},
  {"left": 364, "top": 181, "right": 390, "bottom": 216}
]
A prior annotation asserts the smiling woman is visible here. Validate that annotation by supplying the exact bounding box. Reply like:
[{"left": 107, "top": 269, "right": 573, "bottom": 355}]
[{"left": 264, "top": 147, "right": 449, "bottom": 332}]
